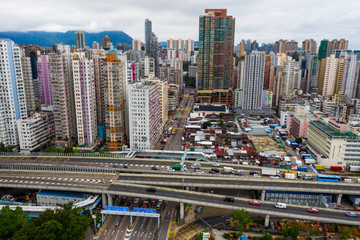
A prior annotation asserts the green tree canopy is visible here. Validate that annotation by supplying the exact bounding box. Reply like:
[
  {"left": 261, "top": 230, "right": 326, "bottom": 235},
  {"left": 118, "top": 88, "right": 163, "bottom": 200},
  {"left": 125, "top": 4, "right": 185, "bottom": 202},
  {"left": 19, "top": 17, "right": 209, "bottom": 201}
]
[
  {"left": 0, "top": 206, "right": 28, "bottom": 240},
  {"left": 295, "top": 138, "right": 303, "bottom": 144},
  {"left": 202, "top": 121, "right": 211, "bottom": 129},
  {"left": 233, "top": 209, "right": 252, "bottom": 235}
]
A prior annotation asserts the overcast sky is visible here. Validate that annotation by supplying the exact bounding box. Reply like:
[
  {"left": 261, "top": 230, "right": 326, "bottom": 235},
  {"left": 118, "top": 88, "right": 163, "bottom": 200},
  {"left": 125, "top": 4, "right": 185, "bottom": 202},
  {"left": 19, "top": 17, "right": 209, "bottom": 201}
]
[{"left": 1, "top": 0, "right": 360, "bottom": 49}]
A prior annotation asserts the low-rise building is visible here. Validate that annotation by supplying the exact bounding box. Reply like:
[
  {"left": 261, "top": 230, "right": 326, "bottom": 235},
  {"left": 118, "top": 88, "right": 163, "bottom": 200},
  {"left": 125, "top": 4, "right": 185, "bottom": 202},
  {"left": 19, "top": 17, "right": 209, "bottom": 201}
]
[
  {"left": 17, "top": 112, "right": 52, "bottom": 153},
  {"left": 307, "top": 120, "right": 360, "bottom": 167},
  {"left": 36, "top": 190, "right": 89, "bottom": 206}
]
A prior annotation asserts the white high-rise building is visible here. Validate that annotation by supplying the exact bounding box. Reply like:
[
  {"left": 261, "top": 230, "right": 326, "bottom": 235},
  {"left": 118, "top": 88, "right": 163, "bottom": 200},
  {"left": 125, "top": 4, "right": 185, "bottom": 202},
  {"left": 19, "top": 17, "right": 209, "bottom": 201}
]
[
  {"left": 283, "top": 56, "right": 296, "bottom": 95},
  {"left": 128, "top": 81, "right": 161, "bottom": 150},
  {"left": 322, "top": 54, "right": 338, "bottom": 96},
  {"left": 141, "top": 56, "right": 155, "bottom": 77},
  {"left": 72, "top": 52, "right": 97, "bottom": 146},
  {"left": 344, "top": 54, "right": 359, "bottom": 100},
  {"left": 241, "top": 51, "right": 265, "bottom": 110},
  {"left": 0, "top": 39, "right": 28, "bottom": 146}
]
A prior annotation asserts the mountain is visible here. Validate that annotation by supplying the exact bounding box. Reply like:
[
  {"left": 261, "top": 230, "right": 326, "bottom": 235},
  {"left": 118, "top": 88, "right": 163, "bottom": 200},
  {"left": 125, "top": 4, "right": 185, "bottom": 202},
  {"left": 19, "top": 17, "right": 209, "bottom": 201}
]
[{"left": 0, "top": 31, "right": 133, "bottom": 47}]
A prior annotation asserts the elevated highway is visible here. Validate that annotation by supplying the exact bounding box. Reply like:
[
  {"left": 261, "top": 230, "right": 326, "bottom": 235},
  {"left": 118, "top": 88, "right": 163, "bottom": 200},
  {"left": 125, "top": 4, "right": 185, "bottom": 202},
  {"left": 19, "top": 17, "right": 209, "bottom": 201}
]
[
  {"left": 115, "top": 173, "right": 360, "bottom": 195},
  {"left": 0, "top": 172, "right": 359, "bottom": 226}
]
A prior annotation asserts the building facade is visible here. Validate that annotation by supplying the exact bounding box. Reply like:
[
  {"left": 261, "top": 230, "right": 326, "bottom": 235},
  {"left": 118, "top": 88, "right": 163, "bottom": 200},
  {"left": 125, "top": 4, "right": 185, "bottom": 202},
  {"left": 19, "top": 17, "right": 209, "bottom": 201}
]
[
  {"left": 75, "top": 30, "right": 86, "bottom": 49},
  {"left": 0, "top": 39, "right": 28, "bottom": 146},
  {"left": 72, "top": 52, "right": 97, "bottom": 146},
  {"left": 128, "top": 81, "right": 161, "bottom": 150},
  {"left": 21, "top": 56, "right": 36, "bottom": 113},
  {"left": 37, "top": 55, "right": 53, "bottom": 105}
]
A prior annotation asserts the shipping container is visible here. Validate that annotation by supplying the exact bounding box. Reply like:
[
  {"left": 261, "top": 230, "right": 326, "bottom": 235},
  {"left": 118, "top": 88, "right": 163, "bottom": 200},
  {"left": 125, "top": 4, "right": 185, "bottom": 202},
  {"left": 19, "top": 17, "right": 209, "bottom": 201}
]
[
  {"left": 297, "top": 166, "right": 308, "bottom": 172},
  {"left": 331, "top": 166, "right": 343, "bottom": 172},
  {"left": 315, "top": 165, "right": 326, "bottom": 171},
  {"left": 349, "top": 166, "right": 360, "bottom": 172}
]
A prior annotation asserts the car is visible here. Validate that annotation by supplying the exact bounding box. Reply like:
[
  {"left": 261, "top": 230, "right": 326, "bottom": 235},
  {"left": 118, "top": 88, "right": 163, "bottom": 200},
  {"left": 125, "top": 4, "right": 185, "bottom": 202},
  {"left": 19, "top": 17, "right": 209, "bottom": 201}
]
[
  {"left": 167, "top": 168, "right": 175, "bottom": 172},
  {"left": 151, "top": 166, "right": 159, "bottom": 170},
  {"left": 221, "top": 171, "right": 230, "bottom": 175},
  {"left": 235, "top": 170, "right": 246, "bottom": 176},
  {"left": 224, "top": 196, "right": 234, "bottom": 202},
  {"left": 146, "top": 187, "right": 156, "bottom": 192},
  {"left": 151, "top": 199, "right": 156, "bottom": 206},
  {"left": 212, "top": 162, "right": 220, "bottom": 167},
  {"left": 208, "top": 170, "right": 217, "bottom": 174},
  {"left": 250, "top": 171, "right": 259, "bottom": 175},
  {"left": 121, "top": 196, "right": 128, "bottom": 202},
  {"left": 141, "top": 204, "right": 147, "bottom": 208},
  {"left": 346, "top": 212, "right": 358, "bottom": 217},
  {"left": 307, "top": 208, "right": 319, "bottom": 213},
  {"left": 249, "top": 201, "right": 260, "bottom": 206},
  {"left": 303, "top": 175, "right": 314, "bottom": 180},
  {"left": 29, "top": 156, "right": 37, "bottom": 159},
  {"left": 134, "top": 198, "right": 140, "bottom": 204},
  {"left": 270, "top": 176, "right": 279, "bottom": 179},
  {"left": 113, "top": 165, "right": 120, "bottom": 168},
  {"left": 158, "top": 200, "right": 163, "bottom": 204},
  {"left": 211, "top": 168, "right": 220, "bottom": 173},
  {"left": 274, "top": 203, "right": 287, "bottom": 209},
  {"left": 123, "top": 165, "right": 130, "bottom": 169},
  {"left": 253, "top": 174, "right": 261, "bottom": 178},
  {"left": 115, "top": 220, "right": 120, "bottom": 226}
]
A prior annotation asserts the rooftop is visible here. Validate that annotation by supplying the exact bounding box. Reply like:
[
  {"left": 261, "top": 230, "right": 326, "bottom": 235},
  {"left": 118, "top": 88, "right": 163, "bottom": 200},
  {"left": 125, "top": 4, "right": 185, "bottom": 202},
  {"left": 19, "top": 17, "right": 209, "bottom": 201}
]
[
  {"left": 310, "top": 121, "right": 358, "bottom": 139},
  {"left": 37, "top": 190, "right": 87, "bottom": 199}
]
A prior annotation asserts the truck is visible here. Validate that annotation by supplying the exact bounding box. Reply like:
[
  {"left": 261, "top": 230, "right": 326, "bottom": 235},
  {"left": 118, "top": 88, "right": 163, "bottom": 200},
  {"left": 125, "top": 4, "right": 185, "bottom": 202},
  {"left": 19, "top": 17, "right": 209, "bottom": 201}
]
[
  {"left": 172, "top": 164, "right": 183, "bottom": 170},
  {"left": 304, "top": 157, "right": 316, "bottom": 164},
  {"left": 315, "top": 165, "right": 326, "bottom": 171},
  {"left": 331, "top": 166, "right": 343, "bottom": 172},
  {"left": 297, "top": 166, "right": 308, "bottom": 172},
  {"left": 285, "top": 173, "right": 297, "bottom": 179},
  {"left": 261, "top": 168, "right": 280, "bottom": 176},
  {"left": 349, "top": 165, "right": 360, "bottom": 172},
  {"left": 223, "top": 167, "right": 234, "bottom": 173}
]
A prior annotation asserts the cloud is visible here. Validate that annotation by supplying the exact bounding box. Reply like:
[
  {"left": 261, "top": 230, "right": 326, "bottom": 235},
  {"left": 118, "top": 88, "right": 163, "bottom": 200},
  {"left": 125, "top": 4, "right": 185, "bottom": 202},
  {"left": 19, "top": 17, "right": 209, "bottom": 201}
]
[{"left": 0, "top": 0, "right": 359, "bottom": 48}]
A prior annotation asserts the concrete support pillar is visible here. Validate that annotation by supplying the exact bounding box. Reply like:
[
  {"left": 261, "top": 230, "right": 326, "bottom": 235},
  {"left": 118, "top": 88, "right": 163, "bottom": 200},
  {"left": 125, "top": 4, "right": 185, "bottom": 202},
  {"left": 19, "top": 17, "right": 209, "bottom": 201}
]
[
  {"left": 180, "top": 203, "right": 184, "bottom": 219},
  {"left": 337, "top": 194, "right": 343, "bottom": 206},
  {"left": 102, "top": 193, "right": 107, "bottom": 208},
  {"left": 261, "top": 190, "right": 266, "bottom": 201},
  {"left": 107, "top": 194, "right": 113, "bottom": 206},
  {"left": 264, "top": 214, "right": 270, "bottom": 227}
]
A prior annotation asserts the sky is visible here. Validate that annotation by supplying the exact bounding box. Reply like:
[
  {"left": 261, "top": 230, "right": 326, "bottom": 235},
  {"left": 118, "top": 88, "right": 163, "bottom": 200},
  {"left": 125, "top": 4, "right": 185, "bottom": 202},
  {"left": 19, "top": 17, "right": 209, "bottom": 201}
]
[{"left": 1, "top": 0, "right": 360, "bottom": 49}]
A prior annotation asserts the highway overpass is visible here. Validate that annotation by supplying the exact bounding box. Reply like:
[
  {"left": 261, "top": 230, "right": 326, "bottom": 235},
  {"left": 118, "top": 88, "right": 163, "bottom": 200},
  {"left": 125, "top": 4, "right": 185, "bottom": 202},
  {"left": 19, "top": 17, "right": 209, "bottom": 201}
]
[{"left": 0, "top": 172, "right": 360, "bottom": 226}]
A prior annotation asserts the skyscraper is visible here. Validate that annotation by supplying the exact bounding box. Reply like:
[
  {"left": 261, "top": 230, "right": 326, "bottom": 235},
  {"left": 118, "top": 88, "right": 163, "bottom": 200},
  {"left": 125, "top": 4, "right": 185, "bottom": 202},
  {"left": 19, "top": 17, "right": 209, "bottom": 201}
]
[
  {"left": 48, "top": 49, "right": 76, "bottom": 147},
  {"left": 21, "top": 56, "right": 36, "bottom": 113},
  {"left": 102, "top": 54, "right": 125, "bottom": 150},
  {"left": 91, "top": 48, "right": 106, "bottom": 125},
  {"left": 72, "top": 52, "right": 97, "bottom": 146},
  {"left": 0, "top": 39, "right": 28, "bottom": 146},
  {"left": 241, "top": 52, "right": 265, "bottom": 110},
  {"left": 302, "top": 39, "right": 317, "bottom": 52},
  {"left": 322, "top": 54, "right": 338, "bottom": 96},
  {"left": 37, "top": 55, "right": 53, "bottom": 105},
  {"left": 132, "top": 39, "right": 141, "bottom": 51},
  {"left": 197, "top": 9, "right": 235, "bottom": 90},
  {"left": 75, "top": 30, "right": 86, "bottom": 49},
  {"left": 102, "top": 35, "right": 112, "bottom": 50},
  {"left": 145, "top": 19, "right": 152, "bottom": 43}
]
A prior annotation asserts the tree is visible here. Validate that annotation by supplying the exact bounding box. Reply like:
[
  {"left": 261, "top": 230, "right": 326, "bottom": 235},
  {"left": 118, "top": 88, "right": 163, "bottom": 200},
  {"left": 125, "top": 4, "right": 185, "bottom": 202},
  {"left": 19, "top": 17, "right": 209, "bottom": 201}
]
[
  {"left": 283, "top": 225, "right": 300, "bottom": 240},
  {"left": 295, "top": 138, "right": 303, "bottom": 144},
  {"left": 64, "top": 147, "right": 74, "bottom": 153},
  {"left": 233, "top": 209, "right": 252, "bottom": 235},
  {"left": 340, "top": 227, "right": 352, "bottom": 239},
  {"left": 0, "top": 206, "right": 27, "bottom": 240},
  {"left": 202, "top": 121, "right": 211, "bottom": 129},
  {"left": 33, "top": 220, "right": 63, "bottom": 240}
]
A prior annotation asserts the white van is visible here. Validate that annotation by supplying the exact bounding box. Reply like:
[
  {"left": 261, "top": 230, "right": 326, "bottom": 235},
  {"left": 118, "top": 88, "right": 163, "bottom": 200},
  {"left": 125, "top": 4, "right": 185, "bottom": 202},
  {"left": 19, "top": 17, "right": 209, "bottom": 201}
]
[{"left": 275, "top": 203, "right": 287, "bottom": 209}]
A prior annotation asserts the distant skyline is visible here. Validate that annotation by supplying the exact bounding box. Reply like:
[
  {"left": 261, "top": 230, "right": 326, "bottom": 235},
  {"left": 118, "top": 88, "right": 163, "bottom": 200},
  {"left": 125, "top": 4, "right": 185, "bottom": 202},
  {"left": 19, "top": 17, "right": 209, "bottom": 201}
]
[{"left": 1, "top": 0, "right": 360, "bottom": 49}]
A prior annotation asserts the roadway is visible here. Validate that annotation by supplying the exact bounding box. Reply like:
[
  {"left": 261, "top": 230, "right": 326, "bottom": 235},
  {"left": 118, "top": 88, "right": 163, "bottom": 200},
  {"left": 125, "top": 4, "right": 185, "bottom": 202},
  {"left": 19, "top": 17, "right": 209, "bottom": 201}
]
[
  {"left": 164, "top": 90, "right": 194, "bottom": 151},
  {"left": 107, "top": 183, "right": 360, "bottom": 226}
]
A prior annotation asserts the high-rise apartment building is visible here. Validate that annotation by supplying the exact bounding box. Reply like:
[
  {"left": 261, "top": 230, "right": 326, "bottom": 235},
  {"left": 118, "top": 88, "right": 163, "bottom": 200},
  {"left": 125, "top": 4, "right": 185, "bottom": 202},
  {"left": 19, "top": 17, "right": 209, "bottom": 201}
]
[
  {"left": 102, "top": 35, "right": 112, "bottom": 50},
  {"left": 75, "top": 30, "right": 86, "bottom": 49},
  {"left": 146, "top": 75, "right": 169, "bottom": 126},
  {"left": 0, "top": 39, "right": 28, "bottom": 146},
  {"left": 302, "top": 39, "right": 317, "bottom": 52},
  {"left": 21, "top": 56, "right": 36, "bottom": 113},
  {"left": 322, "top": 54, "right": 338, "bottom": 96},
  {"left": 48, "top": 51, "right": 76, "bottom": 147},
  {"left": 91, "top": 49, "right": 106, "bottom": 125},
  {"left": 72, "top": 52, "right": 97, "bottom": 146},
  {"left": 185, "top": 39, "right": 194, "bottom": 54},
  {"left": 102, "top": 54, "right": 125, "bottom": 150},
  {"left": 275, "top": 40, "right": 298, "bottom": 54},
  {"left": 197, "top": 9, "right": 235, "bottom": 90},
  {"left": 92, "top": 41, "right": 100, "bottom": 50},
  {"left": 283, "top": 56, "right": 297, "bottom": 95},
  {"left": 344, "top": 54, "right": 359, "bottom": 100},
  {"left": 141, "top": 56, "right": 155, "bottom": 77},
  {"left": 37, "top": 55, "right": 53, "bottom": 105},
  {"left": 241, "top": 52, "right": 265, "bottom": 110},
  {"left": 128, "top": 81, "right": 161, "bottom": 150},
  {"left": 127, "top": 61, "right": 140, "bottom": 84},
  {"left": 132, "top": 39, "right": 142, "bottom": 51}
]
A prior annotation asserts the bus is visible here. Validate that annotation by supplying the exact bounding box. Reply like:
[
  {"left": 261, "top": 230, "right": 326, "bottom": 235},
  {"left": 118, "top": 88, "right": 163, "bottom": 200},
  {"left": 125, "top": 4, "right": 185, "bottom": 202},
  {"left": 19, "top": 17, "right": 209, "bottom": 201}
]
[{"left": 316, "top": 174, "right": 341, "bottom": 182}]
